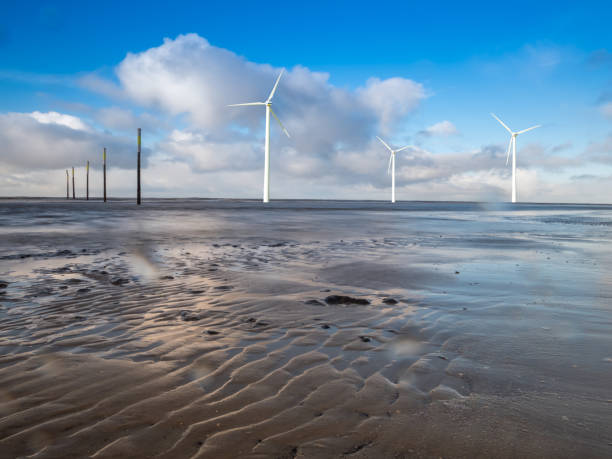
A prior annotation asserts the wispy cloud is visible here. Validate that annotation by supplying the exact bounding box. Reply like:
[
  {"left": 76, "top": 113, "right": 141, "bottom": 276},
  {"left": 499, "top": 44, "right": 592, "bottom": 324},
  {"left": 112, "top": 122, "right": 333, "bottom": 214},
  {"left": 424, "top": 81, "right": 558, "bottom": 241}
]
[
  {"left": 0, "top": 69, "right": 73, "bottom": 86},
  {"left": 418, "top": 120, "right": 459, "bottom": 138}
]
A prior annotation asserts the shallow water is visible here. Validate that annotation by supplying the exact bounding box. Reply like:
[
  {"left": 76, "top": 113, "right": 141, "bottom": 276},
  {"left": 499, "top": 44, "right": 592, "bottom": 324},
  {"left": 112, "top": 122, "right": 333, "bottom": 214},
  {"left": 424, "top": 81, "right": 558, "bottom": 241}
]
[{"left": 1, "top": 198, "right": 611, "bottom": 457}]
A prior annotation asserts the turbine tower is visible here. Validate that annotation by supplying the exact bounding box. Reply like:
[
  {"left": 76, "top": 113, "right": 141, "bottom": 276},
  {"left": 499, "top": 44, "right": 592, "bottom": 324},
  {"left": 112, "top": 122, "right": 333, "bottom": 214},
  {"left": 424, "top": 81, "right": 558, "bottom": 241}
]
[
  {"left": 229, "top": 70, "right": 290, "bottom": 203},
  {"left": 491, "top": 113, "right": 541, "bottom": 203},
  {"left": 376, "top": 136, "right": 412, "bottom": 203}
]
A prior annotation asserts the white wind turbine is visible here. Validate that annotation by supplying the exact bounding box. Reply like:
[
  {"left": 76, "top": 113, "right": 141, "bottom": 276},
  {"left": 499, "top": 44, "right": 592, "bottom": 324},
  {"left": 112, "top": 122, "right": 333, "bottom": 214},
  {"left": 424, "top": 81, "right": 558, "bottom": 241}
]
[
  {"left": 376, "top": 136, "right": 413, "bottom": 203},
  {"left": 229, "top": 70, "right": 290, "bottom": 203},
  {"left": 491, "top": 113, "right": 541, "bottom": 203}
]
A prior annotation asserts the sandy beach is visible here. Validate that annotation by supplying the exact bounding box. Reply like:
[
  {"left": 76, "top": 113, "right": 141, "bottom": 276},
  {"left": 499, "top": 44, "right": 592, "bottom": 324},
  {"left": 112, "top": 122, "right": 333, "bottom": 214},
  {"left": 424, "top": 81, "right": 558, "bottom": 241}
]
[{"left": 1, "top": 199, "right": 611, "bottom": 458}]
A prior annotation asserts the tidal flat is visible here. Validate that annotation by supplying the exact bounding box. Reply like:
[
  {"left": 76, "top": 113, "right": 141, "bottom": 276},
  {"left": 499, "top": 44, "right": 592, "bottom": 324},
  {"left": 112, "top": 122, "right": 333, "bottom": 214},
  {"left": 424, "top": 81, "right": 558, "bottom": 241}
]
[{"left": 0, "top": 199, "right": 611, "bottom": 458}]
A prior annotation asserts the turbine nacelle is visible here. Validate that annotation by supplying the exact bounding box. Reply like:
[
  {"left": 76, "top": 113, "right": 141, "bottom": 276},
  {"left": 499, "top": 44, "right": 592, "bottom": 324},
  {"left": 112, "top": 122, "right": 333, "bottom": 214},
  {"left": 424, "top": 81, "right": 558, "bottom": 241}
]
[
  {"left": 376, "top": 136, "right": 414, "bottom": 174},
  {"left": 228, "top": 70, "right": 290, "bottom": 139}
]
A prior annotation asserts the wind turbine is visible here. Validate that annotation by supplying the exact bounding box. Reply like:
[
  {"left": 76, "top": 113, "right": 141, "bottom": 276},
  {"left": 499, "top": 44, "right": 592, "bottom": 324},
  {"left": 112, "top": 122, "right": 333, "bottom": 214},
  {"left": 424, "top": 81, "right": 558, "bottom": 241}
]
[
  {"left": 491, "top": 113, "right": 541, "bottom": 203},
  {"left": 229, "top": 70, "right": 290, "bottom": 203},
  {"left": 376, "top": 136, "right": 412, "bottom": 203}
]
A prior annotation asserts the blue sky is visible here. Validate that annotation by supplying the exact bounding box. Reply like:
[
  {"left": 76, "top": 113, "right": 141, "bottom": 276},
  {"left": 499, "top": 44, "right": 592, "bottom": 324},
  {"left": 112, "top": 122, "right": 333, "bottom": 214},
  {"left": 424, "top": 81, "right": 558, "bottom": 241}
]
[{"left": 1, "top": 0, "right": 612, "bottom": 201}]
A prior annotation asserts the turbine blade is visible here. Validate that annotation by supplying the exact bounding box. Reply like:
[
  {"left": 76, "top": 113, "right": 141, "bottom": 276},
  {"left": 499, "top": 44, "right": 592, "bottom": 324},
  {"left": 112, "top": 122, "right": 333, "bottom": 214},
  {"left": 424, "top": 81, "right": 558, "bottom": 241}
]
[
  {"left": 517, "top": 124, "right": 541, "bottom": 135},
  {"left": 387, "top": 152, "right": 393, "bottom": 175},
  {"left": 228, "top": 102, "right": 265, "bottom": 107},
  {"left": 270, "top": 108, "right": 290, "bottom": 138},
  {"left": 395, "top": 145, "right": 413, "bottom": 153},
  {"left": 376, "top": 136, "right": 393, "bottom": 152},
  {"left": 267, "top": 69, "right": 284, "bottom": 102},
  {"left": 505, "top": 137, "right": 513, "bottom": 166},
  {"left": 491, "top": 113, "right": 512, "bottom": 134}
]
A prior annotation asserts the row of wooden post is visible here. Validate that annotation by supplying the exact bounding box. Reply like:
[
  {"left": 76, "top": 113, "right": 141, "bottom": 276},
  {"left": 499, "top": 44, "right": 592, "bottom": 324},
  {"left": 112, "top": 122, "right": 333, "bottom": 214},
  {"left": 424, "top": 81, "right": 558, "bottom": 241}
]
[{"left": 66, "top": 129, "right": 141, "bottom": 204}]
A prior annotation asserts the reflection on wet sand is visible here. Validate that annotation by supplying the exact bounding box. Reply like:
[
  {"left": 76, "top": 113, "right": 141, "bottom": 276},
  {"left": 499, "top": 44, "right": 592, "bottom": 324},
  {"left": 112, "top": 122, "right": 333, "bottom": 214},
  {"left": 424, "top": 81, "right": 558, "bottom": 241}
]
[{"left": 0, "top": 199, "right": 611, "bottom": 458}]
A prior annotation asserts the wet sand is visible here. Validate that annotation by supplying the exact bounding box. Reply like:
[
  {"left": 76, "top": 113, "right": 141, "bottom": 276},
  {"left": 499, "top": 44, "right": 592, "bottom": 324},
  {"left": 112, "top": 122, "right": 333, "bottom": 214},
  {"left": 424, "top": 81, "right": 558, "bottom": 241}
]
[{"left": 1, "top": 199, "right": 611, "bottom": 458}]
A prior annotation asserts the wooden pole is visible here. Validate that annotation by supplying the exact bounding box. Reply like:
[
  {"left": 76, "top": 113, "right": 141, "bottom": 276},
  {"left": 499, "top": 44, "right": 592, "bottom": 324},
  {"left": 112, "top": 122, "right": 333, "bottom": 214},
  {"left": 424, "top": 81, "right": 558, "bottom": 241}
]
[
  {"left": 137, "top": 128, "right": 141, "bottom": 205},
  {"left": 86, "top": 160, "right": 89, "bottom": 200},
  {"left": 72, "top": 167, "right": 75, "bottom": 199},
  {"left": 103, "top": 148, "right": 107, "bottom": 202},
  {"left": 66, "top": 170, "right": 69, "bottom": 199}
]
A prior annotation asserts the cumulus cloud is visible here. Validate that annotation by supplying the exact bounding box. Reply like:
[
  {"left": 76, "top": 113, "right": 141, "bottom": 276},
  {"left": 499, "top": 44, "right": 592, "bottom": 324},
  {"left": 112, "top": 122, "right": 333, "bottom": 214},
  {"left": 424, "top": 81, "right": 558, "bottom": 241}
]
[
  {"left": 93, "top": 106, "right": 167, "bottom": 133},
  {"left": 109, "top": 34, "right": 425, "bottom": 139},
  {"left": 84, "top": 33, "right": 429, "bottom": 187},
  {"left": 158, "top": 128, "right": 261, "bottom": 172},
  {"left": 357, "top": 77, "right": 425, "bottom": 133},
  {"left": 0, "top": 111, "right": 142, "bottom": 170},
  {"left": 3, "top": 33, "right": 612, "bottom": 202},
  {"left": 0, "top": 34, "right": 429, "bottom": 198},
  {"left": 418, "top": 120, "right": 459, "bottom": 137},
  {"left": 29, "top": 111, "right": 91, "bottom": 131},
  {"left": 516, "top": 143, "right": 583, "bottom": 171}
]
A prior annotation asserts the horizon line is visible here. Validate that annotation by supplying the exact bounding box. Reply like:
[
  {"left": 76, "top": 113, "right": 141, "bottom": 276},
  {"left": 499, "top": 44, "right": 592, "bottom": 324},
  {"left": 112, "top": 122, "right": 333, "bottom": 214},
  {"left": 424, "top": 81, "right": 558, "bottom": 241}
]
[{"left": 0, "top": 196, "right": 611, "bottom": 206}]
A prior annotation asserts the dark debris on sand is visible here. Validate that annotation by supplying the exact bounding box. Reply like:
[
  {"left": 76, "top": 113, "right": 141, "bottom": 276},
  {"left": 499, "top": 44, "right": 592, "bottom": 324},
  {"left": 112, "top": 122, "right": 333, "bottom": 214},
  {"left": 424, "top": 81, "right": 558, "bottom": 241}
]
[
  {"left": 382, "top": 298, "right": 398, "bottom": 305},
  {"left": 180, "top": 310, "right": 201, "bottom": 322},
  {"left": 111, "top": 278, "right": 130, "bottom": 286},
  {"left": 1, "top": 248, "right": 99, "bottom": 261},
  {"left": 245, "top": 317, "right": 269, "bottom": 328},
  {"left": 325, "top": 295, "right": 370, "bottom": 305}
]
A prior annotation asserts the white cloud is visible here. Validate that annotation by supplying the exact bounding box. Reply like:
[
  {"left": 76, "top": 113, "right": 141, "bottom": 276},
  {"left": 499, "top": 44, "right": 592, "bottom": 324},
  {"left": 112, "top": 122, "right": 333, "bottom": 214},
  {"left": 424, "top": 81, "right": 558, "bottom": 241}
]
[
  {"left": 158, "top": 128, "right": 260, "bottom": 172},
  {"left": 111, "top": 34, "right": 425, "bottom": 139},
  {"left": 0, "top": 111, "right": 138, "bottom": 170},
  {"left": 357, "top": 77, "right": 426, "bottom": 134},
  {"left": 93, "top": 106, "right": 166, "bottom": 133},
  {"left": 3, "top": 34, "right": 612, "bottom": 202},
  {"left": 419, "top": 120, "right": 459, "bottom": 137},
  {"left": 29, "top": 110, "right": 90, "bottom": 131}
]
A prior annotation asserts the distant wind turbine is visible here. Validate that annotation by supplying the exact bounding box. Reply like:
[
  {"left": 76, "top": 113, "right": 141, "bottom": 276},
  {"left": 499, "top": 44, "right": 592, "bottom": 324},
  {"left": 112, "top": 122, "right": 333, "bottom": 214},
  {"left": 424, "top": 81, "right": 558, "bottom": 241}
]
[
  {"left": 491, "top": 113, "right": 541, "bottom": 203},
  {"left": 229, "top": 70, "right": 290, "bottom": 203},
  {"left": 377, "top": 136, "right": 412, "bottom": 203}
]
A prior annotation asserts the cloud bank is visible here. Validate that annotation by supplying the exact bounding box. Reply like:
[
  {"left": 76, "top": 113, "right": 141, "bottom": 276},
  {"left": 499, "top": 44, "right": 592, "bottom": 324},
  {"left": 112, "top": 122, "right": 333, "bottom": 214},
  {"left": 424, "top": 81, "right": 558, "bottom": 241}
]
[{"left": 1, "top": 34, "right": 611, "bottom": 202}]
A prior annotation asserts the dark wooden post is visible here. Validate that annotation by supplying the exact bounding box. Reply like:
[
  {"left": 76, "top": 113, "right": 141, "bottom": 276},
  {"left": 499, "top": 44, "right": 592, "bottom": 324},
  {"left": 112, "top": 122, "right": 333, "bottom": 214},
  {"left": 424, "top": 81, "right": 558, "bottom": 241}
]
[
  {"left": 72, "top": 167, "right": 75, "bottom": 199},
  {"left": 66, "top": 170, "right": 69, "bottom": 199},
  {"left": 137, "top": 128, "right": 141, "bottom": 205},
  {"left": 86, "top": 160, "right": 89, "bottom": 200},
  {"left": 103, "top": 148, "right": 107, "bottom": 202}
]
